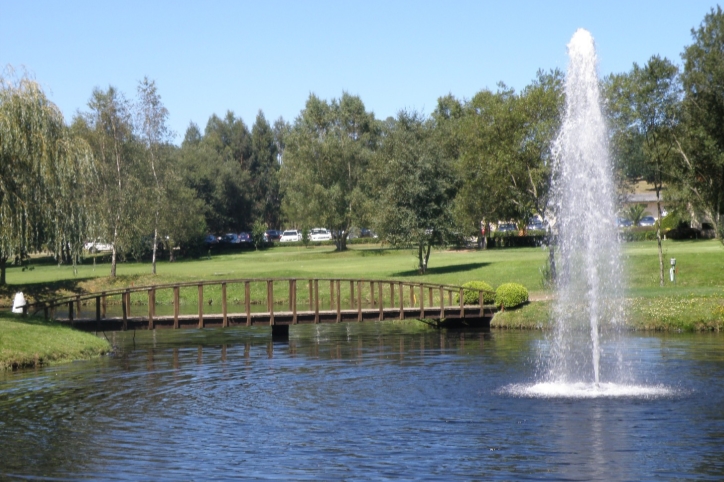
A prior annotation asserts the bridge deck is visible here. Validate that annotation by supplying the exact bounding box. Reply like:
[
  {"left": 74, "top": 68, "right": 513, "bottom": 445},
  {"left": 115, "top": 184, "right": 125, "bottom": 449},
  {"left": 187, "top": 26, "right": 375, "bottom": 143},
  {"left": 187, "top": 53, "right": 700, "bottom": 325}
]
[{"left": 58, "top": 306, "right": 492, "bottom": 331}]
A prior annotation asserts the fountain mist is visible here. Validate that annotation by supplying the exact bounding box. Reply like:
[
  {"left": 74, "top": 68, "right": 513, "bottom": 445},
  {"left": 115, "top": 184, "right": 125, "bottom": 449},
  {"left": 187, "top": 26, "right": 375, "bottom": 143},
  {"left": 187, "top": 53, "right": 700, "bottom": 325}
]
[{"left": 546, "top": 29, "right": 626, "bottom": 386}]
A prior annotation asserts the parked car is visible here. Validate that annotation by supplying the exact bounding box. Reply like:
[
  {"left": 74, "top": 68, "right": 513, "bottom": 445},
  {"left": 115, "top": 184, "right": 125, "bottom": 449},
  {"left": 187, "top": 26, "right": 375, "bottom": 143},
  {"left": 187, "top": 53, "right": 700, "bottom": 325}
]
[
  {"left": 84, "top": 240, "right": 113, "bottom": 253},
  {"left": 616, "top": 218, "right": 633, "bottom": 228},
  {"left": 279, "top": 230, "right": 302, "bottom": 242},
  {"left": 204, "top": 234, "right": 219, "bottom": 246},
  {"left": 639, "top": 216, "right": 656, "bottom": 227},
  {"left": 310, "top": 228, "right": 332, "bottom": 241},
  {"left": 238, "top": 232, "right": 252, "bottom": 243},
  {"left": 497, "top": 223, "right": 517, "bottom": 233},
  {"left": 264, "top": 229, "right": 282, "bottom": 242},
  {"left": 221, "top": 233, "right": 241, "bottom": 245}
]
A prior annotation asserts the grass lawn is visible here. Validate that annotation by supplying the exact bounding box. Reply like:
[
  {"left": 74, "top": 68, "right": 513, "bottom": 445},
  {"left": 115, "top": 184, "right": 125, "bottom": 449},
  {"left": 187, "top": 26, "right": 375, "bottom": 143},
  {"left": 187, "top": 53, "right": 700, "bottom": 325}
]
[
  {"left": 0, "top": 314, "right": 109, "bottom": 370},
  {"left": 1, "top": 239, "right": 723, "bottom": 333}
]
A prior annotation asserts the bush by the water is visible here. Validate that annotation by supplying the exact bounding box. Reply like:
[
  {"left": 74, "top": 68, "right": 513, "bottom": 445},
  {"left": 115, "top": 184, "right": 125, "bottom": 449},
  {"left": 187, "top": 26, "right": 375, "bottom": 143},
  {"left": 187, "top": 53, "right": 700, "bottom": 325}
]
[
  {"left": 495, "top": 283, "right": 529, "bottom": 309},
  {"left": 455, "top": 281, "right": 495, "bottom": 305}
]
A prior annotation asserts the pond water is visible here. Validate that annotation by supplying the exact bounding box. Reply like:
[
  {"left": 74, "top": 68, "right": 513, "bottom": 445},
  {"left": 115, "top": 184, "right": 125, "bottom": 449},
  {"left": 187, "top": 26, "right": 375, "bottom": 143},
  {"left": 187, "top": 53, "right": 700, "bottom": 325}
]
[{"left": 1, "top": 324, "right": 723, "bottom": 480}]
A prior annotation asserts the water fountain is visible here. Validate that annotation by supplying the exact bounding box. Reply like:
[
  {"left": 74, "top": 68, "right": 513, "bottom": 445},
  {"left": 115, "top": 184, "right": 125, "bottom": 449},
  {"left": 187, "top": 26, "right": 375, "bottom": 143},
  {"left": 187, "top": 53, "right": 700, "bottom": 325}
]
[{"left": 509, "top": 29, "right": 670, "bottom": 398}]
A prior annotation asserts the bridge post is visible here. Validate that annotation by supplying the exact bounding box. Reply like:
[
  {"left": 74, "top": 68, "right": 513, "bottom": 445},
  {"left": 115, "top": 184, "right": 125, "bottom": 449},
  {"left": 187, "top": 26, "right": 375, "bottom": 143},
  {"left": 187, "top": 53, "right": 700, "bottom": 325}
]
[
  {"left": 173, "top": 286, "right": 179, "bottom": 329},
  {"left": 101, "top": 292, "right": 107, "bottom": 318},
  {"left": 95, "top": 296, "right": 101, "bottom": 332},
  {"left": 419, "top": 284, "right": 424, "bottom": 319},
  {"left": 357, "top": 281, "right": 362, "bottom": 322},
  {"left": 479, "top": 291, "right": 485, "bottom": 317},
  {"left": 390, "top": 282, "right": 395, "bottom": 309},
  {"left": 198, "top": 284, "right": 204, "bottom": 328},
  {"left": 370, "top": 281, "right": 375, "bottom": 307},
  {"left": 314, "top": 280, "right": 319, "bottom": 323},
  {"left": 125, "top": 289, "right": 131, "bottom": 319},
  {"left": 291, "top": 280, "right": 297, "bottom": 324},
  {"left": 428, "top": 287, "right": 433, "bottom": 307},
  {"left": 330, "top": 280, "right": 335, "bottom": 311},
  {"left": 409, "top": 285, "right": 415, "bottom": 307},
  {"left": 378, "top": 282, "right": 384, "bottom": 321},
  {"left": 398, "top": 283, "right": 404, "bottom": 320},
  {"left": 288, "top": 280, "right": 294, "bottom": 312},
  {"left": 69, "top": 300, "right": 74, "bottom": 326},
  {"left": 148, "top": 289, "right": 155, "bottom": 330},
  {"left": 268, "top": 280, "right": 275, "bottom": 326},
  {"left": 350, "top": 281, "right": 355, "bottom": 308},
  {"left": 308, "top": 280, "right": 313, "bottom": 311},
  {"left": 222, "top": 283, "right": 228, "bottom": 327},
  {"left": 122, "top": 291, "right": 128, "bottom": 331},
  {"left": 336, "top": 280, "right": 341, "bottom": 323},
  {"left": 459, "top": 288, "right": 464, "bottom": 317},
  {"left": 245, "top": 281, "right": 251, "bottom": 326},
  {"left": 448, "top": 290, "right": 453, "bottom": 306},
  {"left": 439, "top": 286, "right": 444, "bottom": 319},
  {"left": 76, "top": 295, "right": 81, "bottom": 317}
]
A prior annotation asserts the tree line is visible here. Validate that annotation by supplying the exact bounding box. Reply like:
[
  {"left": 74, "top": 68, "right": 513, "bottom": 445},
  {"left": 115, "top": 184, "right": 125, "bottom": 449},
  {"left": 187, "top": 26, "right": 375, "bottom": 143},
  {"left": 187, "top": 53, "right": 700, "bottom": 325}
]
[{"left": 2, "top": 7, "right": 724, "bottom": 281}]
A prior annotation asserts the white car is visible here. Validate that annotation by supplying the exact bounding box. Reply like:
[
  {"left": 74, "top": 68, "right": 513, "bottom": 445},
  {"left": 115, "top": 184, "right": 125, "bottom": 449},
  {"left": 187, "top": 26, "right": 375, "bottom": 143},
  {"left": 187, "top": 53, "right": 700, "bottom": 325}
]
[
  {"left": 84, "top": 241, "right": 113, "bottom": 253},
  {"left": 279, "top": 230, "right": 302, "bottom": 242},
  {"left": 310, "top": 228, "right": 332, "bottom": 241}
]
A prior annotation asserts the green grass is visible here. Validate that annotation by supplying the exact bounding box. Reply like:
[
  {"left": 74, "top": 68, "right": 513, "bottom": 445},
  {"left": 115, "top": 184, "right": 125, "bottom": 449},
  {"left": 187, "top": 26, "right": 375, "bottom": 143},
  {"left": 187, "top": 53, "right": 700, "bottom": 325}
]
[
  {"left": 2, "top": 239, "right": 724, "bottom": 331},
  {"left": 0, "top": 313, "right": 110, "bottom": 370}
]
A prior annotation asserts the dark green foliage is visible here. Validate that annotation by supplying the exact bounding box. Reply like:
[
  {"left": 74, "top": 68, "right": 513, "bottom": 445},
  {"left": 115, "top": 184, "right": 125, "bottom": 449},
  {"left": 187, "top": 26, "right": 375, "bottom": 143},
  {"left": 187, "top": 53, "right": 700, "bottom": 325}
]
[
  {"left": 455, "top": 281, "right": 495, "bottom": 305},
  {"left": 495, "top": 282, "right": 529, "bottom": 309},
  {"left": 251, "top": 219, "right": 266, "bottom": 250}
]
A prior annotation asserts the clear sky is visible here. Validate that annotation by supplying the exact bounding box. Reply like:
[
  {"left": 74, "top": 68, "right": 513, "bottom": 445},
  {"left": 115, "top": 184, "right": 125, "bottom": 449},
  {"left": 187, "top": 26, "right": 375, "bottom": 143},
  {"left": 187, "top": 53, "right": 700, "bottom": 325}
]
[{"left": 1, "top": 1, "right": 718, "bottom": 142}]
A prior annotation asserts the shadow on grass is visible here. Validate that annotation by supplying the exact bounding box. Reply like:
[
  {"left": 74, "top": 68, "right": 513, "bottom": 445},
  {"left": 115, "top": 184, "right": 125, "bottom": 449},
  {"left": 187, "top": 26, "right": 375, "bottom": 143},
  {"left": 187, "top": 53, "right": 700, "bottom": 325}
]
[
  {"left": 393, "top": 262, "right": 490, "bottom": 277},
  {"left": 0, "top": 278, "right": 93, "bottom": 304}
]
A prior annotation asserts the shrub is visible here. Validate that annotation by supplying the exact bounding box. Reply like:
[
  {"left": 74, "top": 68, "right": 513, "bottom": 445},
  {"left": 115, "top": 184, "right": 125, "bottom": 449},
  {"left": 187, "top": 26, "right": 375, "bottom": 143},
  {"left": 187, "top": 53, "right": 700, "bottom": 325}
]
[
  {"left": 495, "top": 283, "right": 529, "bottom": 309},
  {"left": 455, "top": 281, "right": 495, "bottom": 305}
]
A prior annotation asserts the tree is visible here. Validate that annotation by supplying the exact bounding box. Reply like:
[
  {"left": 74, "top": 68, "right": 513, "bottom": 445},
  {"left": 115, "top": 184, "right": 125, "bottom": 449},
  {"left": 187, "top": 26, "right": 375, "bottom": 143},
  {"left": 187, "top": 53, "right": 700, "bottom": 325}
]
[
  {"left": 369, "top": 111, "right": 458, "bottom": 273},
  {"left": 451, "top": 71, "right": 563, "bottom": 248},
  {"left": 74, "top": 86, "right": 147, "bottom": 277},
  {"left": 136, "top": 77, "right": 171, "bottom": 274},
  {"left": 605, "top": 56, "right": 681, "bottom": 285},
  {"left": 679, "top": 6, "right": 724, "bottom": 239},
  {"left": 280, "top": 93, "right": 377, "bottom": 250},
  {"left": 0, "top": 72, "right": 95, "bottom": 284},
  {"left": 249, "top": 111, "right": 281, "bottom": 227}
]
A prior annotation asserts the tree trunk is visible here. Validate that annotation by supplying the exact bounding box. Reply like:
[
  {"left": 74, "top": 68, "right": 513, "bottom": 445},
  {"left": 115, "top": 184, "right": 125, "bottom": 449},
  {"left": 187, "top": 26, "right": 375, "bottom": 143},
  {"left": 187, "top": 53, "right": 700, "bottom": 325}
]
[
  {"left": 418, "top": 243, "right": 426, "bottom": 274},
  {"left": 0, "top": 257, "right": 6, "bottom": 286}
]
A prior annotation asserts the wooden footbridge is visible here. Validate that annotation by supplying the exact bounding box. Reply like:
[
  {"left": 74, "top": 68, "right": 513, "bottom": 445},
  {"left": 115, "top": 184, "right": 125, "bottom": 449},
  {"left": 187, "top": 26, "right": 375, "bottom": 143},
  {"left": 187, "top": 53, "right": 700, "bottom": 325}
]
[{"left": 24, "top": 278, "right": 494, "bottom": 336}]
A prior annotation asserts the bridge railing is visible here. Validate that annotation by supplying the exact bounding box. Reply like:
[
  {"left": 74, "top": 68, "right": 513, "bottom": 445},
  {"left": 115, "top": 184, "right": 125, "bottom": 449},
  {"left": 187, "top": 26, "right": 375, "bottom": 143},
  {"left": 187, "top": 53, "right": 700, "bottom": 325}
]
[{"left": 24, "top": 278, "right": 494, "bottom": 329}]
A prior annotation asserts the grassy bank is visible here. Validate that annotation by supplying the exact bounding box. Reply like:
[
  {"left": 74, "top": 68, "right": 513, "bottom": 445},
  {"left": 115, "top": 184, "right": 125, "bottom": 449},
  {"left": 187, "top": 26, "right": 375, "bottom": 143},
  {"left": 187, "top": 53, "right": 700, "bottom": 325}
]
[{"left": 0, "top": 314, "right": 110, "bottom": 370}]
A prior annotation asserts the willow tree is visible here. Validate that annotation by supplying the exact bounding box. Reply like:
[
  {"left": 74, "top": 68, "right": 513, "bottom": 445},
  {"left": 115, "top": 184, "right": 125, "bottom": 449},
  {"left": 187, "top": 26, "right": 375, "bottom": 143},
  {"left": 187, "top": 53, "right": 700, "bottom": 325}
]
[{"left": 0, "top": 73, "right": 94, "bottom": 284}]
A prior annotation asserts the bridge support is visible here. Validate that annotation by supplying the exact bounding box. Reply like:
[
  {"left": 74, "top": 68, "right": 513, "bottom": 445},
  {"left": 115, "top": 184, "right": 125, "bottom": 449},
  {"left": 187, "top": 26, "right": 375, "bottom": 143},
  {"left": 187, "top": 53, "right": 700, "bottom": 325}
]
[{"left": 271, "top": 324, "right": 289, "bottom": 341}]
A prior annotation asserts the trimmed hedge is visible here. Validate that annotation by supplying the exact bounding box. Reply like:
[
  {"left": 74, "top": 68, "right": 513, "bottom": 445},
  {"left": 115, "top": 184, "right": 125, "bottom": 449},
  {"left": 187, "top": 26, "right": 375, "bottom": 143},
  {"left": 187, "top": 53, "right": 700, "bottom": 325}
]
[
  {"left": 455, "top": 281, "right": 495, "bottom": 305},
  {"left": 495, "top": 283, "right": 529, "bottom": 309}
]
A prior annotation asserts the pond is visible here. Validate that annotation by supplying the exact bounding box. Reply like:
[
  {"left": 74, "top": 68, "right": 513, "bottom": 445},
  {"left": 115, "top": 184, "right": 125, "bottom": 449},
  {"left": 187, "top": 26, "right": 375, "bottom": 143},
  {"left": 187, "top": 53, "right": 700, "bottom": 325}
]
[{"left": 1, "top": 323, "right": 723, "bottom": 480}]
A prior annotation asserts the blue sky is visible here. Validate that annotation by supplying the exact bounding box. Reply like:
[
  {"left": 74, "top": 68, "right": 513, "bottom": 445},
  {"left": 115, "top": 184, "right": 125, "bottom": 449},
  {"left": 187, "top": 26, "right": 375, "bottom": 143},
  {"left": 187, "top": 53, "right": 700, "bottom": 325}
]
[{"left": 1, "top": 1, "right": 717, "bottom": 142}]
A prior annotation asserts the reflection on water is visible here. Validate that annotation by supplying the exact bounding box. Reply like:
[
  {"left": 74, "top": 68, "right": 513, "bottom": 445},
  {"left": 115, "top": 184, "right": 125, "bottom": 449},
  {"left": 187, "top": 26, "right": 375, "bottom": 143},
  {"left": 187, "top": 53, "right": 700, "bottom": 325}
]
[{"left": 1, "top": 325, "right": 723, "bottom": 480}]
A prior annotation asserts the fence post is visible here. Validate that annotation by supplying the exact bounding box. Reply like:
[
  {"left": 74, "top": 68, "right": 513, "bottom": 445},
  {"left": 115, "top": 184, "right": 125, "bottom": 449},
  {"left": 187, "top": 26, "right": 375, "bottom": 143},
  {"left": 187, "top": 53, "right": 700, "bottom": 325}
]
[
  {"left": 69, "top": 300, "right": 74, "bottom": 326},
  {"left": 350, "top": 281, "right": 355, "bottom": 308},
  {"left": 309, "top": 280, "right": 314, "bottom": 311},
  {"left": 101, "top": 292, "right": 107, "bottom": 318},
  {"left": 390, "top": 283, "right": 395, "bottom": 309},
  {"left": 479, "top": 291, "right": 485, "bottom": 317},
  {"left": 125, "top": 289, "right": 131, "bottom": 319},
  {"left": 330, "top": 280, "right": 335, "bottom": 311},
  {"left": 370, "top": 281, "right": 375, "bottom": 307}
]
